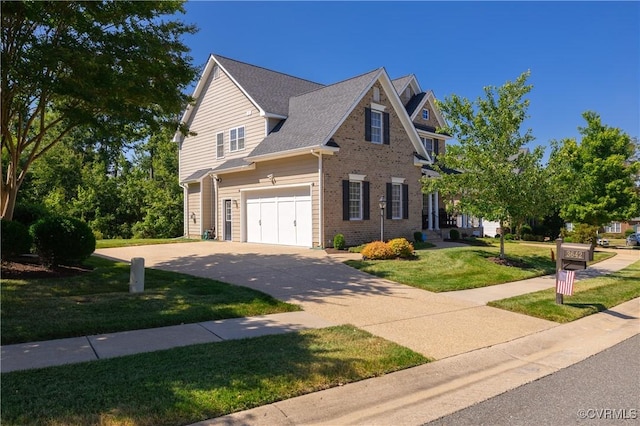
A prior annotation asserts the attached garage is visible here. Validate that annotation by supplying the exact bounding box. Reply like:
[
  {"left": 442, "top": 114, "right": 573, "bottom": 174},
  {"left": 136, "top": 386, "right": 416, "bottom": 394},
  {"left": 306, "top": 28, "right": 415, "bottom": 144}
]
[{"left": 244, "top": 186, "right": 312, "bottom": 247}]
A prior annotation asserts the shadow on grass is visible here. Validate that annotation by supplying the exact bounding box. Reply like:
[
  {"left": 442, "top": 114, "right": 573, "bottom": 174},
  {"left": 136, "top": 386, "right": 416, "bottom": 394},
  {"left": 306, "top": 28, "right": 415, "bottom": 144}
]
[{"left": 0, "top": 326, "right": 427, "bottom": 426}]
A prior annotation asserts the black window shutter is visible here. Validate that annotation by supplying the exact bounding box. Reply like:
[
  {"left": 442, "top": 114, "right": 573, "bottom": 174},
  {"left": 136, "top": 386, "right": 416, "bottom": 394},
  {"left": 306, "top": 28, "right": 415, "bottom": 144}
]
[
  {"left": 402, "top": 184, "right": 409, "bottom": 219},
  {"left": 383, "top": 112, "right": 390, "bottom": 145},
  {"left": 434, "top": 139, "right": 440, "bottom": 156},
  {"left": 342, "top": 180, "right": 350, "bottom": 220},
  {"left": 363, "top": 181, "right": 370, "bottom": 220},
  {"left": 386, "top": 183, "right": 393, "bottom": 220},
  {"left": 365, "top": 108, "right": 371, "bottom": 141}
]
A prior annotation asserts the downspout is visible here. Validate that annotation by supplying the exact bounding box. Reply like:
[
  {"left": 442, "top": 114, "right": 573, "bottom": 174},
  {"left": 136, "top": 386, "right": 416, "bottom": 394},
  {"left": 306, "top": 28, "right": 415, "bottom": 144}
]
[
  {"left": 212, "top": 174, "right": 219, "bottom": 240},
  {"left": 180, "top": 183, "right": 189, "bottom": 238},
  {"left": 311, "top": 150, "right": 323, "bottom": 248},
  {"left": 198, "top": 175, "right": 206, "bottom": 238}
]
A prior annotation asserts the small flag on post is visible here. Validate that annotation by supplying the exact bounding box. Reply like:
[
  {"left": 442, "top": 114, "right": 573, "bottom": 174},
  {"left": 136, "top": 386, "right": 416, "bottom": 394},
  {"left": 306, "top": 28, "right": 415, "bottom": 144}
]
[{"left": 556, "top": 270, "right": 576, "bottom": 296}]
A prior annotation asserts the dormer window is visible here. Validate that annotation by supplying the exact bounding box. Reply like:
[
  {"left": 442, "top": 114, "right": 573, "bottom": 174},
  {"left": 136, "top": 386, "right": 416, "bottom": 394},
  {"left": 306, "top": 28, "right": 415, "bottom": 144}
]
[{"left": 422, "top": 109, "right": 429, "bottom": 120}]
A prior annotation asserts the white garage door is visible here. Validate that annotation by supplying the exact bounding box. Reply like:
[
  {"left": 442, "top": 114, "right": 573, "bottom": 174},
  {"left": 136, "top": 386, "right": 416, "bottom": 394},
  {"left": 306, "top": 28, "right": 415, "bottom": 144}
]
[{"left": 246, "top": 187, "right": 312, "bottom": 247}]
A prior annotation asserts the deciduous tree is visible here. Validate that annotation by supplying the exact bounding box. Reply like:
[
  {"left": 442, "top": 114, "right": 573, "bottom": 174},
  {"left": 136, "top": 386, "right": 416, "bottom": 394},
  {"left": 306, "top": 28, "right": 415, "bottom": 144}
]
[
  {"left": 422, "top": 71, "right": 551, "bottom": 258},
  {"left": 548, "top": 112, "right": 640, "bottom": 238},
  {"left": 1, "top": 0, "right": 197, "bottom": 219}
]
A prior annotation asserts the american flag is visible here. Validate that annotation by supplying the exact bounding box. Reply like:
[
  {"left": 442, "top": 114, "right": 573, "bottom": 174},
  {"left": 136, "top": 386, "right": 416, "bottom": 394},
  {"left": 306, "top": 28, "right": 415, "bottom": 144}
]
[{"left": 556, "top": 270, "right": 576, "bottom": 296}]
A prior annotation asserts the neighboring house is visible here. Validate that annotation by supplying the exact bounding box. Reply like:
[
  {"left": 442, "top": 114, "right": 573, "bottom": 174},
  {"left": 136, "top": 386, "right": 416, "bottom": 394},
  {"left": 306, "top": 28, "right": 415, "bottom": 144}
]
[{"left": 174, "top": 54, "right": 452, "bottom": 247}]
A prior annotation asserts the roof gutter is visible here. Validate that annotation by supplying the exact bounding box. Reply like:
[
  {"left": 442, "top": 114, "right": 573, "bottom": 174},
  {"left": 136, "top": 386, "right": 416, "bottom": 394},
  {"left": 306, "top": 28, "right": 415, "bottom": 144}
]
[{"left": 247, "top": 145, "right": 339, "bottom": 163}]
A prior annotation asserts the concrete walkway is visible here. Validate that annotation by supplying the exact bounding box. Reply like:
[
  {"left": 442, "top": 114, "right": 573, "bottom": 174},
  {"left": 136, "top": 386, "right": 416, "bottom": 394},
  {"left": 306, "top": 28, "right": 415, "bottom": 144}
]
[{"left": 1, "top": 242, "right": 638, "bottom": 424}]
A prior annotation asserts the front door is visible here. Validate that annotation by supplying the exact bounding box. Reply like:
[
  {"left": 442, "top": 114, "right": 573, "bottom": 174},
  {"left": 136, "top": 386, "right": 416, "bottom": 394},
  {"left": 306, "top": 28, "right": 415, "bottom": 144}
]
[{"left": 224, "top": 199, "right": 232, "bottom": 241}]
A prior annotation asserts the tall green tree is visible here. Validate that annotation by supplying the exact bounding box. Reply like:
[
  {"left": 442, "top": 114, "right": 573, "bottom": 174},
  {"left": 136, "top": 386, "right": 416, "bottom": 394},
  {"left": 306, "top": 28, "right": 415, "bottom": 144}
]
[
  {"left": 548, "top": 111, "right": 640, "bottom": 237},
  {"left": 422, "top": 71, "right": 551, "bottom": 258},
  {"left": 1, "top": 0, "right": 198, "bottom": 219}
]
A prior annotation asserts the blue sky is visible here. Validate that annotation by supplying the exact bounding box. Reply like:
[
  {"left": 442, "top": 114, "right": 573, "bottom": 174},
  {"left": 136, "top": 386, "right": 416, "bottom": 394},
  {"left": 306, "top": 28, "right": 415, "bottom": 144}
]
[{"left": 179, "top": 1, "right": 639, "bottom": 162}]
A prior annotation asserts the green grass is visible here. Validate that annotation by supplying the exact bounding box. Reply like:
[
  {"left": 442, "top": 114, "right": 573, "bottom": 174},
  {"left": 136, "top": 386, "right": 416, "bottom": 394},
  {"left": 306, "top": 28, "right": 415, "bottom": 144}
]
[
  {"left": 96, "top": 238, "right": 200, "bottom": 249},
  {"left": 1, "top": 256, "right": 299, "bottom": 344},
  {"left": 0, "top": 325, "right": 429, "bottom": 426},
  {"left": 488, "top": 260, "right": 640, "bottom": 322},
  {"left": 345, "top": 240, "right": 614, "bottom": 292}
]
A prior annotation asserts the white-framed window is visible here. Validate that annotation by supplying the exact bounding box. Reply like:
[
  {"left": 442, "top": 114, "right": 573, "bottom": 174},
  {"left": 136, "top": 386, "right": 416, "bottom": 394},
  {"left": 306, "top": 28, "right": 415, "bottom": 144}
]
[
  {"left": 229, "top": 126, "right": 245, "bottom": 152},
  {"left": 391, "top": 183, "right": 402, "bottom": 219},
  {"left": 604, "top": 222, "right": 622, "bottom": 233},
  {"left": 565, "top": 223, "right": 574, "bottom": 232},
  {"left": 370, "top": 110, "right": 382, "bottom": 144},
  {"left": 422, "top": 109, "right": 429, "bottom": 120},
  {"left": 421, "top": 137, "right": 434, "bottom": 157},
  {"left": 349, "top": 181, "right": 362, "bottom": 220},
  {"left": 216, "top": 132, "right": 224, "bottom": 158}
]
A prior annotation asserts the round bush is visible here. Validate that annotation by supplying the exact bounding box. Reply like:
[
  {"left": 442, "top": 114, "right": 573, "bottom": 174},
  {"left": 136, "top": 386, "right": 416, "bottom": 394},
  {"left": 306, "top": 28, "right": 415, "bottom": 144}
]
[
  {"left": 449, "top": 229, "right": 460, "bottom": 241},
  {"left": 12, "top": 202, "right": 50, "bottom": 227},
  {"left": 30, "top": 216, "right": 96, "bottom": 267},
  {"left": 1, "top": 219, "right": 32, "bottom": 259},
  {"left": 504, "top": 233, "right": 514, "bottom": 240},
  {"left": 413, "top": 231, "right": 423, "bottom": 243},
  {"left": 387, "top": 238, "right": 414, "bottom": 258},
  {"left": 361, "top": 241, "right": 394, "bottom": 260},
  {"left": 333, "top": 233, "right": 346, "bottom": 250}
]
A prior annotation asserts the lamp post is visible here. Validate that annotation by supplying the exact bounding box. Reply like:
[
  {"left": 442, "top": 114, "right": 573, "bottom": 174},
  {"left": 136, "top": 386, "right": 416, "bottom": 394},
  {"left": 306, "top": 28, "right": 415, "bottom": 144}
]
[{"left": 379, "top": 196, "right": 386, "bottom": 241}]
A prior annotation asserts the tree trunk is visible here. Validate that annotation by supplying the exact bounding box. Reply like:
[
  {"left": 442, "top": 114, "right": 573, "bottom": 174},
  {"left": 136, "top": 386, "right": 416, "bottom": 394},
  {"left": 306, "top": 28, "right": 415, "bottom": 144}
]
[
  {"left": 499, "top": 219, "right": 506, "bottom": 259},
  {"left": 1, "top": 178, "right": 19, "bottom": 220}
]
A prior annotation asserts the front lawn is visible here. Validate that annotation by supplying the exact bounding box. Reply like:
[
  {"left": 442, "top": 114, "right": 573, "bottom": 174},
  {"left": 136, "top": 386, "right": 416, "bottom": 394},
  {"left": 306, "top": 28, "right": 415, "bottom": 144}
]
[
  {"left": 1, "top": 256, "right": 298, "bottom": 344},
  {"left": 345, "top": 241, "right": 614, "bottom": 292},
  {"left": 488, "top": 260, "right": 640, "bottom": 322},
  {"left": 0, "top": 326, "right": 429, "bottom": 426}
]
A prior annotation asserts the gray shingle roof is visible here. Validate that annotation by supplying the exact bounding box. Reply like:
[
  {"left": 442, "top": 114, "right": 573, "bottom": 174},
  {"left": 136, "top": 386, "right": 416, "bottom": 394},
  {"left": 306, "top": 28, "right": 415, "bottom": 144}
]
[
  {"left": 392, "top": 75, "right": 413, "bottom": 93},
  {"left": 405, "top": 92, "right": 427, "bottom": 116},
  {"left": 211, "top": 158, "right": 253, "bottom": 173},
  {"left": 247, "top": 69, "right": 382, "bottom": 159},
  {"left": 215, "top": 55, "right": 324, "bottom": 117},
  {"left": 181, "top": 168, "right": 211, "bottom": 183}
]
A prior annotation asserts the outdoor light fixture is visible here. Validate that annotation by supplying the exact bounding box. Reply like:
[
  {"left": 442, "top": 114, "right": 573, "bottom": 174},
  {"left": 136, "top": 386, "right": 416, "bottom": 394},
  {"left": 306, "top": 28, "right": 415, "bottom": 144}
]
[
  {"left": 379, "top": 196, "right": 386, "bottom": 241},
  {"left": 190, "top": 212, "right": 196, "bottom": 223},
  {"left": 267, "top": 173, "right": 276, "bottom": 185}
]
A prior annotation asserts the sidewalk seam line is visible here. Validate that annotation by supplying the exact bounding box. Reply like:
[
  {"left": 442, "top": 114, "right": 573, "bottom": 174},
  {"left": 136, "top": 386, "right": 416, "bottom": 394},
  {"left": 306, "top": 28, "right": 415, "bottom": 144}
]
[
  {"left": 85, "top": 336, "right": 101, "bottom": 360},
  {"left": 196, "top": 323, "right": 224, "bottom": 341}
]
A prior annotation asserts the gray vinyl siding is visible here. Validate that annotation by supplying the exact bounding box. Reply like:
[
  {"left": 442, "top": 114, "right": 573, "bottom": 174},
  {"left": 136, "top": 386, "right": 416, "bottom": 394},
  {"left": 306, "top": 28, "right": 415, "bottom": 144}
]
[
  {"left": 179, "top": 67, "right": 266, "bottom": 182},
  {"left": 187, "top": 183, "right": 201, "bottom": 238}
]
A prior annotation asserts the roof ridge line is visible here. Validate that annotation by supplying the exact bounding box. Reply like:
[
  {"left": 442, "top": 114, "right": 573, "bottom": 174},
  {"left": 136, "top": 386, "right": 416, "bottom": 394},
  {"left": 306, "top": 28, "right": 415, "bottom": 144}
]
[{"left": 212, "top": 53, "right": 324, "bottom": 87}]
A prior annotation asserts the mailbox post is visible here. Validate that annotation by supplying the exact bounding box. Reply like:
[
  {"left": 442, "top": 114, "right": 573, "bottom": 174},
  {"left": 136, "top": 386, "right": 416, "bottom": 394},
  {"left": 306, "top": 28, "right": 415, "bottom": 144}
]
[{"left": 555, "top": 238, "right": 592, "bottom": 304}]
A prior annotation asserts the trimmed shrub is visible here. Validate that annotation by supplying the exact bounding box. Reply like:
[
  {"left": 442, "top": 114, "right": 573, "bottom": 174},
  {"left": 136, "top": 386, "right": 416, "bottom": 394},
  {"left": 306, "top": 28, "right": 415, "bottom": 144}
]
[
  {"left": 361, "top": 241, "right": 394, "bottom": 260},
  {"left": 625, "top": 229, "right": 636, "bottom": 237},
  {"left": 570, "top": 223, "right": 599, "bottom": 245},
  {"left": 333, "top": 233, "right": 346, "bottom": 250},
  {"left": 12, "top": 202, "right": 49, "bottom": 227},
  {"left": 388, "top": 238, "right": 414, "bottom": 258},
  {"left": 449, "top": 229, "right": 460, "bottom": 240},
  {"left": 30, "top": 216, "right": 96, "bottom": 267},
  {"left": 1, "top": 219, "right": 32, "bottom": 259},
  {"left": 504, "top": 233, "right": 514, "bottom": 240},
  {"left": 413, "top": 231, "right": 423, "bottom": 243}
]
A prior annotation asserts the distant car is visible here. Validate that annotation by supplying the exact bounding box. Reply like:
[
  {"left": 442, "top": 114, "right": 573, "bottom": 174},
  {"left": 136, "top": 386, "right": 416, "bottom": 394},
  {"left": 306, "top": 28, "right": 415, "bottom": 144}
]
[
  {"left": 626, "top": 233, "right": 639, "bottom": 246},
  {"left": 597, "top": 238, "right": 609, "bottom": 247}
]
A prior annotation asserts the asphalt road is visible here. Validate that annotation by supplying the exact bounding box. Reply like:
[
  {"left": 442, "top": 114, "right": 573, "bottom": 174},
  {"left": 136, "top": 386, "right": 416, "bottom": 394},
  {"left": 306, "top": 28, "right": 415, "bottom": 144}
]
[{"left": 426, "top": 334, "right": 640, "bottom": 426}]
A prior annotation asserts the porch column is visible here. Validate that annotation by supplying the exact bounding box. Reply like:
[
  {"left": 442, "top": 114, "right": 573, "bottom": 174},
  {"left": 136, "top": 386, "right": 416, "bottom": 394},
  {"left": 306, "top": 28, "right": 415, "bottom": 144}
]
[
  {"left": 434, "top": 191, "right": 440, "bottom": 230},
  {"left": 428, "top": 193, "right": 433, "bottom": 230}
]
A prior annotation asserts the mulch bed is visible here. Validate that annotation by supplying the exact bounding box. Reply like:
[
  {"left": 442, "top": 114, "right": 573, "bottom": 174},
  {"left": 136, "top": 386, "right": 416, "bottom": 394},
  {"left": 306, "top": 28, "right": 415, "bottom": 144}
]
[
  {"left": 1, "top": 256, "right": 92, "bottom": 279},
  {"left": 487, "top": 257, "right": 530, "bottom": 268}
]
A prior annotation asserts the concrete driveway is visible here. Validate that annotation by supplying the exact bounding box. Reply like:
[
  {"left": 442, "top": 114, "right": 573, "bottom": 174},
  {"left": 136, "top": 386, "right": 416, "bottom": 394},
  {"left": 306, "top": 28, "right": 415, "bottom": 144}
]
[{"left": 96, "top": 241, "right": 558, "bottom": 359}]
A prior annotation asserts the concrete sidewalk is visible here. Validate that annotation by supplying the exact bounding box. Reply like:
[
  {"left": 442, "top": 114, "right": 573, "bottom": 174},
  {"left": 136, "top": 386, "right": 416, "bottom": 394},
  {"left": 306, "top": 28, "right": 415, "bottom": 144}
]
[
  {"left": 196, "top": 297, "right": 640, "bottom": 426},
  {"left": 0, "top": 311, "right": 334, "bottom": 373}
]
